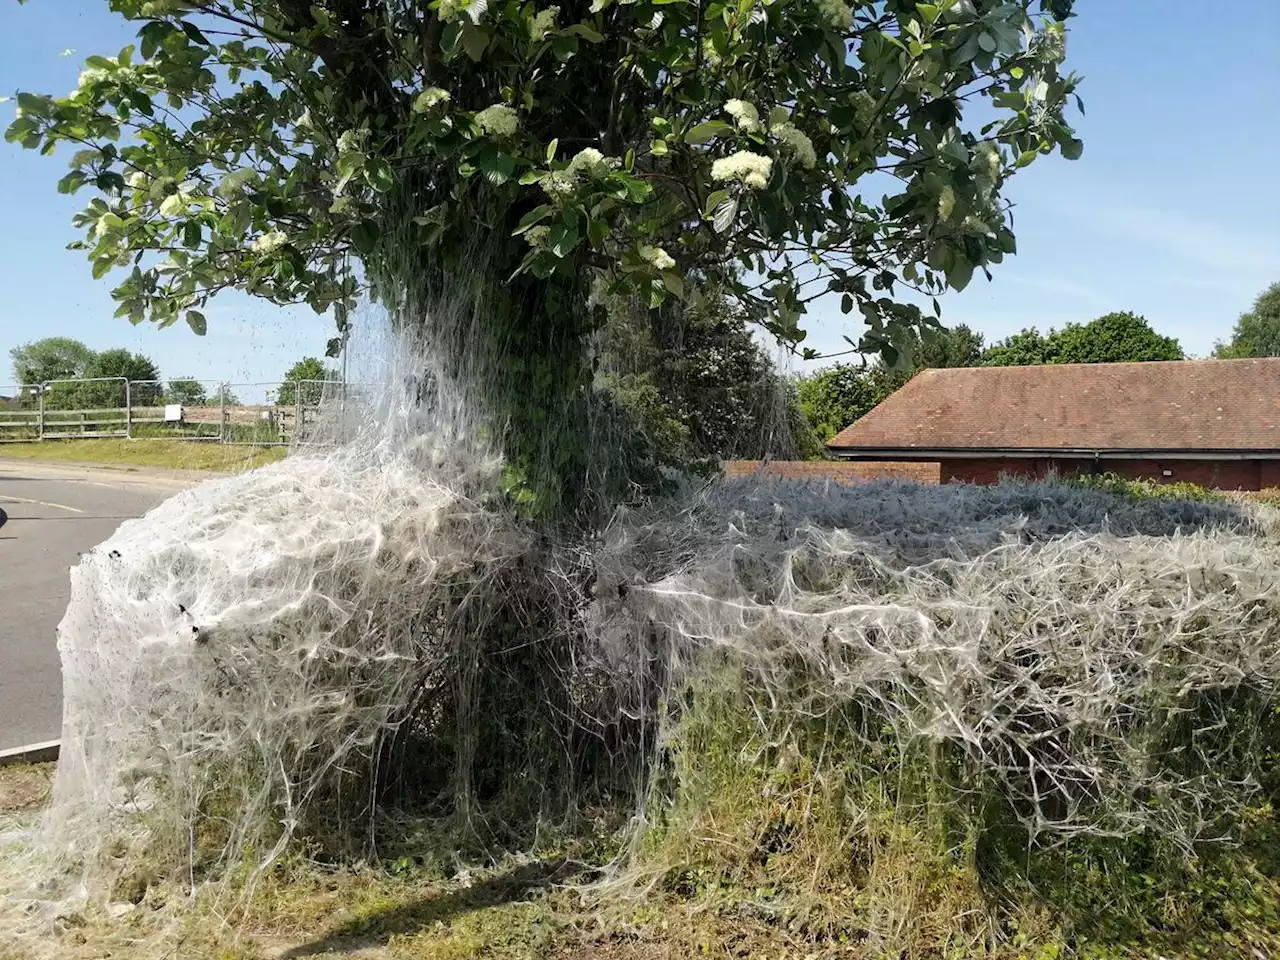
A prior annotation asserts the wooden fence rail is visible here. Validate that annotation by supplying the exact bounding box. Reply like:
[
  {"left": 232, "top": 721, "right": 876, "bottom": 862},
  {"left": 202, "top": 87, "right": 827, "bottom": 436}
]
[{"left": 0, "top": 379, "right": 354, "bottom": 445}]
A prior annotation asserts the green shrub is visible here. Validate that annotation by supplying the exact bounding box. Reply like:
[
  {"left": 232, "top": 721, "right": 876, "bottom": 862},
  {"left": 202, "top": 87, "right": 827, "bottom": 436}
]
[{"left": 1069, "top": 472, "right": 1225, "bottom": 503}]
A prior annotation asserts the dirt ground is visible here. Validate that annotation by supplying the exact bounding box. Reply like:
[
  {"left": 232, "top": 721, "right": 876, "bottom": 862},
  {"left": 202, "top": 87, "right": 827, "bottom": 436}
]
[{"left": 0, "top": 762, "right": 53, "bottom": 813}]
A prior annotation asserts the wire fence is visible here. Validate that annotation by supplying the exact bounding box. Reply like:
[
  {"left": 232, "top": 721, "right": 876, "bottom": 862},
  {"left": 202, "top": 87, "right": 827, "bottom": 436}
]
[{"left": 0, "top": 378, "right": 365, "bottom": 446}]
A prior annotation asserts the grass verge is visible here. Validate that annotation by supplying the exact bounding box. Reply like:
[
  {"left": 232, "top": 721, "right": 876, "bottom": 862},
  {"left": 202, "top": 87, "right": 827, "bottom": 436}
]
[{"left": 0, "top": 439, "right": 287, "bottom": 473}]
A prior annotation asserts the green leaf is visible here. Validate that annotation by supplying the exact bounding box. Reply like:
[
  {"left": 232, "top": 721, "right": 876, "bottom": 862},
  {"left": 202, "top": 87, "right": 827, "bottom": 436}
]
[
  {"left": 977, "top": 32, "right": 996, "bottom": 53},
  {"left": 650, "top": 138, "right": 669, "bottom": 156},
  {"left": 612, "top": 172, "right": 652, "bottom": 203},
  {"left": 546, "top": 138, "right": 559, "bottom": 162},
  {"left": 564, "top": 23, "right": 604, "bottom": 42},
  {"left": 479, "top": 151, "right": 516, "bottom": 185},
  {"left": 365, "top": 157, "right": 395, "bottom": 192},
  {"left": 183, "top": 220, "right": 202, "bottom": 248},
  {"left": 92, "top": 257, "right": 112, "bottom": 279},
  {"left": 512, "top": 204, "right": 554, "bottom": 235},
  {"left": 350, "top": 219, "right": 381, "bottom": 255},
  {"left": 335, "top": 150, "right": 365, "bottom": 192},
  {"left": 159, "top": 193, "right": 187, "bottom": 217},
  {"left": 181, "top": 21, "right": 209, "bottom": 45},
  {"left": 185, "top": 309, "right": 207, "bottom": 336},
  {"left": 661, "top": 270, "right": 684, "bottom": 298},
  {"left": 946, "top": 254, "right": 974, "bottom": 292},
  {"left": 587, "top": 217, "right": 608, "bottom": 248},
  {"left": 16, "top": 92, "right": 50, "bottom": 117},
  {"left": 461, "top": 25, "right": 489, "bottom": 61},
  {"left": 548, "top": 221, "right": 579, "bottom": 258},
  {"left": 685, "top": 120, "right": 734, "bottom": 144},
  {"left": 703, "top": 189, "right": 730, "bottom": 218},
  {"left": 56, "top": 171, "right": 86, "bottom": 194},
  {"left": 712, "top": 197, "right": 738, "bottom": 234},
  {"left": 1061, "top": 138, "right": 1084, "bottom": 160},
  {"left": 551, "top": 34, "right": 578, "bottom": 61}
]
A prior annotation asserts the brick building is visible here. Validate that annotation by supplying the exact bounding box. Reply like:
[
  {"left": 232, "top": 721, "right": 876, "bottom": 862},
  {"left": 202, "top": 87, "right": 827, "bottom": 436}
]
[{"left": 825, "top": 358, "right": 1280, "bottom": 490}]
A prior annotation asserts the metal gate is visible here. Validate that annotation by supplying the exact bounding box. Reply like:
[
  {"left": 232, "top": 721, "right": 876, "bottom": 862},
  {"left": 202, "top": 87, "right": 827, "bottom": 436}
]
[{"left": 40, "top": 377, "right": 129, "bottom": 439}]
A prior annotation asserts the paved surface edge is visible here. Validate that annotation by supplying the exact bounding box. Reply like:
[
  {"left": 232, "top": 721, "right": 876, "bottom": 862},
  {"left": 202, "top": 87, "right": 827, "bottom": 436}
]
[{"left": 0, "top": 740, "right": 60, "bottom": 766}]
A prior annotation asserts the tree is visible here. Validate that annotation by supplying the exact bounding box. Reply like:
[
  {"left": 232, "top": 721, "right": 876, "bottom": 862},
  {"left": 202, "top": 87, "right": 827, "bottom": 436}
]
[
  {"left": 981, "top": 327, "right": 1050, "bottom": 366},
  {"left": 279, "top": 357, "right": 339, "bottom": 406},
  {"left": 984, "top": 312, "right": 1182, "bottom": 366},
  {"left": 1048, "top": 311, "right": 1182, "bottom": 364},
  {"left": 9, "top": 0, "right": 1081, "bottom": 513},
  {"left": 795, "top": 323, "right": 985, "bottom": 451},
  {"left": 1213, "top": 282, "right": 1280, "bottom": 358},
  {"left": 165, "top": 378, "right": 210, "bottom": 406},
  {"left": 916, "top": 323, "right": 986, "bottom": 369},
  {"left": 598, "top": 284, "right": 803, "bottom": 472},
  {"left": 796, "top": 362, "right": 900, "bottom": 447},
  {"left": 81, "top": 348, "right": 162, "bottom": 407},
  {"left": 9, "top": 337, "right": 95, "bottom": 385}
]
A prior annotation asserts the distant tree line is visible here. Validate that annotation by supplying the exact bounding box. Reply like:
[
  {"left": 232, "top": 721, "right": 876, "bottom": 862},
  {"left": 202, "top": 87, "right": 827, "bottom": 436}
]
[
  {"left": 1213, "top": 282, "right": 1280, "bottom": 359},
  {"left": 7, "top": 337, "right": 340, "bottom": 410}
]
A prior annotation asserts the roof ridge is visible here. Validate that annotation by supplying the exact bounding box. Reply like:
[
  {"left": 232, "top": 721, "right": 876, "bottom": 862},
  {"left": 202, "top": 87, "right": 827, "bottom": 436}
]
[{"left": 826, "top": 359, "right": 1280, "bottom": 454}]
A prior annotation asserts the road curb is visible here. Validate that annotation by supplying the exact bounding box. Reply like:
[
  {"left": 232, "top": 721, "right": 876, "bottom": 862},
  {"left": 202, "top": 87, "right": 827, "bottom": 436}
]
[{"left": 0, "top": 740, "right": 60, "bottom": 766}]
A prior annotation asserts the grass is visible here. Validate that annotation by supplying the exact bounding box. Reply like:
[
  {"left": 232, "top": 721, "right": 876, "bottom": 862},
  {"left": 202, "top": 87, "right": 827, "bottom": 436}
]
[{"left": 0, "top": 438, "right": 287, "bottom": 473}]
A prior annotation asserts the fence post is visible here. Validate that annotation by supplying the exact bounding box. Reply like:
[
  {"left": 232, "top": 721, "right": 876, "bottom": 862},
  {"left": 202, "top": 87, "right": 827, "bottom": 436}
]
[
  {"left": 125, "top": 379, "right": 133, "bottom": 439},
  {"left": 37, "top": 383, "right": 45, "bottom": 441},
  {"left": 218, "top": 381, "right": 227, "bottom": 444}
]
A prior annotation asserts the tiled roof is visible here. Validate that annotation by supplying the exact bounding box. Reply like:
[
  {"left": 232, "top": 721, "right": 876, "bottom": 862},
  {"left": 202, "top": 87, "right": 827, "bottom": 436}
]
[{"left": 827, "top": 359, "right": 1280, "bottom": 454}]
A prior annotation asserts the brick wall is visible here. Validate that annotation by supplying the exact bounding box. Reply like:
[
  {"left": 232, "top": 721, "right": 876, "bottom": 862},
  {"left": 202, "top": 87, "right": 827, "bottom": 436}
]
[
  {"left": 940, "top": 457, "right": 1270, "bottom": 491},
  {"left": 726, "top": 460, "right": 941, "bottom": 485}
]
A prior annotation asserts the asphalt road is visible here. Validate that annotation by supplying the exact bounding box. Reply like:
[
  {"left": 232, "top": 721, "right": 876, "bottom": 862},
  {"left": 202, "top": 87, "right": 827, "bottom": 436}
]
[{"left": 0, "top": 461, "right": 194, "bottom": 751}]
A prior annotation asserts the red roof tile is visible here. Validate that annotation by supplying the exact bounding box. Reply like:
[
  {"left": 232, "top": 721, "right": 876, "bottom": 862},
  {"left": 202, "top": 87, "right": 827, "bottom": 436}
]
[{"left": 826, "top": 359, "right": 1280, "bottom": 454}]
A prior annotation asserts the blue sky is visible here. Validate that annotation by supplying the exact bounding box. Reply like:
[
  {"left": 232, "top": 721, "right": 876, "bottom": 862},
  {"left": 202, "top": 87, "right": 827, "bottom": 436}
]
[{"left": 2, "top": 1, "right": 1278, "bottom": 388}]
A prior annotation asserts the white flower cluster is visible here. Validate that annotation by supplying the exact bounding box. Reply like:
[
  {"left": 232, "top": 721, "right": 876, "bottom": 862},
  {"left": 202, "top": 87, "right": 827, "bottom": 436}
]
[
  {"left": 216, "top": 169, "right": 257, "bottom": 198},
  {"left": 724, "top": 99, "right": 761, "bottom": 133},
  {"left": 541, "top": 171, "right": 577, "bottom": 200},
  {"left": 530, "top": 6, "right": 558, "bottom": 39},
  {"left": 475, "top": 104, "right": 518, "bottom": 138},
  {"left": 638, "top": 244, "right": 676, "bottom": 271},
  {"left": 818, "top": 0, "right": 853, "bottom": 30},
  {"left": 525, "top": 225, "right": 551, "bottom": 246},
  {"left": 77, "top": 67, "right": 110, "bottom": 89},
  {"left": 337, "top": 130, "right": 364, "bottom": 154},
  {"left": 851, "top": 89, "right": 876, "bottom": 127},
  {"left": 971, "top": 141, "right": 1002, "bottom": 185},
  {"left": 1032, "top": 22, "right": 1067, "bottom": 64},
  {"left": 702, "top": 38, "right": 722, "bottom": 67},
  {"left": 540, "top": 147, "right": 617, "bottom": 202},
  {"left": 126, "top": 171, "right": 149, "bottom": 189},
  {"left": 413, "top": 87, "right": 451, "bottom": 113},
  {"left": 567, "top": 147, "right": 616, "bottom": 179},
  {"left": 437, "top": 0, "right": 468, "bottom": 22},
  {"left": 251, "top": 230, "right": 289, "bottom": 254},
  {"left": 711, "top": 150, "right": 773, "bottom": 190},
  {"left": 772, "top": 122, "right": 817, "bottom": 169}
]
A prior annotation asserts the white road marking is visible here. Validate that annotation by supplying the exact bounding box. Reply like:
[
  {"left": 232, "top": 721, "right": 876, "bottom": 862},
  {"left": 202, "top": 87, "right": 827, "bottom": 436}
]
[{"left": 0, "top": 495, "right": 84, "bottom": 514}]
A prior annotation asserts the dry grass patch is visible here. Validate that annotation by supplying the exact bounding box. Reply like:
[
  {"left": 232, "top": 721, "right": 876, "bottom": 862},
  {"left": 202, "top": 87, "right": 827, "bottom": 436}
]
[
  {"left": 0, "top": 439, "right": 286, "bottom": 472},
  {"left": 0, "top": 762, "right": 53, "bottom": 814}
]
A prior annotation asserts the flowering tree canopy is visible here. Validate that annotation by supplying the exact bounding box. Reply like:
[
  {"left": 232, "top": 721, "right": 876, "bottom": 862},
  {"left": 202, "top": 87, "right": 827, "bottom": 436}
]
[{"left": 8, "top": 0, "right": 1080, "bottom": 363}]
